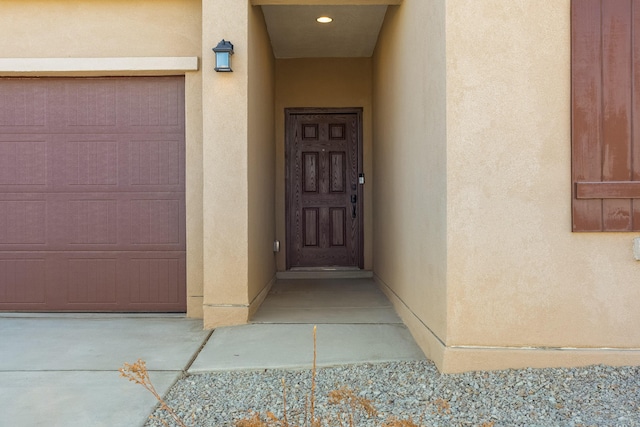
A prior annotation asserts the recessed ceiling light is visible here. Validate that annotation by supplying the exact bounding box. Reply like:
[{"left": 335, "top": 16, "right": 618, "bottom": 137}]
[{"left": 316, "top": 16, "right": 333, "bottom": 24}]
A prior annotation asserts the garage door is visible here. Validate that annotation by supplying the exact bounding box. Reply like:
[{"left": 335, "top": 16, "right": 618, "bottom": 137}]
[{"left": 0, "top": 77, "right": 186, "bottom": 312}]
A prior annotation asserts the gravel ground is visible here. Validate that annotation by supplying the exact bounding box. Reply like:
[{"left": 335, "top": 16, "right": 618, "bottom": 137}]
[{"left": 145, "top": 360, "right": 640, "bottom": 427}]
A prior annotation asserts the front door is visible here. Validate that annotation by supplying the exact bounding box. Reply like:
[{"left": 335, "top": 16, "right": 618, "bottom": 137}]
[{"left": 286, "top": 108, "right": 363, "bottom": 269}]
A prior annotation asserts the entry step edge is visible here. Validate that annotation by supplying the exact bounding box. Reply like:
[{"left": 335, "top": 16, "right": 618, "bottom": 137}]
[{"left": 276, "top": 270, "right": 373, "bottom": 280}]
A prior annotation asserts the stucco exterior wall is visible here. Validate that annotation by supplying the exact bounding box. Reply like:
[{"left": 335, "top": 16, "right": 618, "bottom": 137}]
[
  {"left": 201, "top": 1, "right": 277, "bottom": 328},
  {"left": 247, "top": 6, "right": 277, "bottom": 312},
  {"left": 202, "top": 0, "right": 250, "bottom": 327},
  {"left": 0, "top": 0, "right": 200, "bottom": 58},
  {"left": 274, "top": 58, "right": 373, "bottom": 271},
  {"left": 444, "top": 0, "right": 640, "bottom": 372},
  {"left": 372, "top": 0, "right": 448, "bottom": 366}
]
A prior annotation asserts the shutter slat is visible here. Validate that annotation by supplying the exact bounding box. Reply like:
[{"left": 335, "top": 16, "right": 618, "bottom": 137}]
[
  {"left": 572, "top": 0, "right": 605, "bottom": 231},
  {"left": 633, "top": 1, "right": 640, "bottom": 225},
  {"left": 576, "top": 181, "right": 640, "bottom": 198},
  {"left": 602, "top": 0, "right": 633, "bottom": 231}
]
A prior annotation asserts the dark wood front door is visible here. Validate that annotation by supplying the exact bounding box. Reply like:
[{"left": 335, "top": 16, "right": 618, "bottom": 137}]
[{"left": 286, "top": 108, "right": 363, "bottom": 269}]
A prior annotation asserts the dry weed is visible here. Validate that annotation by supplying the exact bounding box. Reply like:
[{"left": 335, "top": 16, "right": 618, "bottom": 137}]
[
  {"left": 328, "top": 386, "right": 378, "bottom": 427},
  {"left": 119, "top": 359, "right": 188, "bottom": 427}
]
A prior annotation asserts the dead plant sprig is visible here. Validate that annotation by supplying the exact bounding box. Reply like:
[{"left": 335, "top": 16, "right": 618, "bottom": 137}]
[
  {"left": 328, "top": 386, "right": 378, "bottom": 427},
  {"left": 282, "top": 378, "right": 289, "bottom": 426},
  {"left": 310, "top": 325, "right": 318, "bottom": 427},
  {"left": 119, "top": 359, "right": 188, "bottom": 427}
]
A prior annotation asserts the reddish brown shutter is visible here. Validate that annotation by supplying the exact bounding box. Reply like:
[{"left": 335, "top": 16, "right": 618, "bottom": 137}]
[{"left": 572, "top": 0, "right": 640, "bottom": 231}]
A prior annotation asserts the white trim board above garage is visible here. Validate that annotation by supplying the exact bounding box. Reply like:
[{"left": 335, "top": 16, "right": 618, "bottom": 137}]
[{"left": 0, "top": 57, "right": 199, "bottom": 76}]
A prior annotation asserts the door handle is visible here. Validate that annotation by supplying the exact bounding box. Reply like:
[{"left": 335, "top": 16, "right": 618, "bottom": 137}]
[{"left": 351, "top": 194, "right": 357, "bottom": 218}]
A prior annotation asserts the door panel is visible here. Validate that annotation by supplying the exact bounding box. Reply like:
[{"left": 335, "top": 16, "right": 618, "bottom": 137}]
[{"left": 286, "top": 108, "right": 363, "bottom": 268}]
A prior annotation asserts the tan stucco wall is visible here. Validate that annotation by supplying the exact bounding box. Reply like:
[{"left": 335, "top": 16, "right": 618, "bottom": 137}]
[
  {"left": 0, "top": 0, "right": 205, "bottom": 318},
  {"left": 202, "top": 1, "right": 277, "bottom": 327},
  {"left": 372, "top": 0, "right": 448, "bottom": 365},
  {"left": 444, "top": 0, "right": 640, "bottom": 371},
  {"left": 202, "top": 0, "right": 249, "bottom": 326},
  {"left": 375, "top": 0, "right": 640, "bottom": 372},
  {"left": 274, "top": 58, "right": 373, "bottom": 271},
  {"left": 247, "top": 6, "right": 277, "bottom": 310},
  {"left": 0, "top": 0, "right": 201, "bottom": 58}
]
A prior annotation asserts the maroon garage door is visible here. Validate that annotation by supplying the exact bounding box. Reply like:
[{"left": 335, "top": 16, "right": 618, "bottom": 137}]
[{"left": 0, "top": 77, "right": 186, "bottom": 312}]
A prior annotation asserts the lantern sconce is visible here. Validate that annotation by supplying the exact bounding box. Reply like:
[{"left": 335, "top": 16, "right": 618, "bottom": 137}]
[{"left": 212, "top": 39, "right": 234, "bottom": 72}]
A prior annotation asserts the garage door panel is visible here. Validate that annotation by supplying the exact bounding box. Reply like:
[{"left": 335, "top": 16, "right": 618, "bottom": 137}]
[
  {"left": 0, "top": 79, "right": 50, "bottom": 131},
  {"left": 126, "top": 255, "right": 185, "bottom": 306},
  {"left": 51, "top": 77, "right": 184, "bottom": 135},
  {"left": 0, "top": 257, "right": 46, "bottom": 304},
  {"left": 120, "top": 77, "right": 185, "bottom": 131},
  {"left": 48, "top": 134, "right": 123, "bottom": 191},
  {"left": 62, "top": 80, "right": 118, "bottom": 130},
  {"left": 0, "top": 77, "right": 186, "bottom": 312},
  {"left": 0, "top": 200, "right": 47, "bottom": 245},
  {"left": 128, "top": 137, "right": 184, "bottom": 187},
  {"left": 129, "top": 198, "right": 182, "bottom": 246},
  {"left": 0, "top": 192, "right": 185, "bottom": 252},
  {"left": 63, "top": 138, "right": 120, "bottom": 187},
  {"left": 0, "top": 252, "right": 186, "bottom": 311},
  {"left": 0, "top": 137, "right": 48, "bottom": 188},
  {"left": 56, "top": 194, "right": 184, "bottom": 251},
  {"left": 52, "top": 134, "right": 185, "bottom": 192},
  {"left": 67, "top": 257, "right": 118, "bottom": 304},
  {"left": 67, "top": 199, "right": 119, "bottom": 245}
]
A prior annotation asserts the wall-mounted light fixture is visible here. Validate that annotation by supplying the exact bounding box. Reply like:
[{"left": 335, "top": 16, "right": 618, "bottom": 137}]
[{"left": 212, "top": 39, "right": 234, "bottom": 72}]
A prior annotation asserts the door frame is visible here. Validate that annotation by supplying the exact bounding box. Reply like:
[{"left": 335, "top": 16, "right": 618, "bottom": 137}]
[{"left": 285, "top": 107, "right": 364, "bottom": 269}]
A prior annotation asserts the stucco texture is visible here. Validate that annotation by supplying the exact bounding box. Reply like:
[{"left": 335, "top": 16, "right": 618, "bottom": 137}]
[
  {"left": 372, "top": 0, "right": 448, "bottom": 353},
  {"left": 372, "top": 0, "right": 640, "bottom": 371},
  {"left": 446, "top": 0, "right": 640, "bottom": 352},
  {"left": 202, "top": 1, "right": 277, "bottom": 328},
  {"left": 202, "top": 0, "right": 250, "bottom": 325},
  {"left": 0, "top": 0, "right": 201, "bottom": 58},
  {"left": 247, "top": 5, "right": 277, "bottom": 304}
]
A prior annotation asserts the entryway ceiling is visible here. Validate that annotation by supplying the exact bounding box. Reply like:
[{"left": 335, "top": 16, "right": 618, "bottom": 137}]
[{"left": 256, "top": 2, "right": 400, "bottom": 58}]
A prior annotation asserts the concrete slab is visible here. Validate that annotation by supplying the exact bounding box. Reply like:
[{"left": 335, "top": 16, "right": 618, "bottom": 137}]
[
  {"left": 251, "top": 278, "right": 402, "bottom": 324},
  {"left": 251, "top": 306, "right": 402, "bottom": 324},
  {"left": 261, "top": 290, "right": 391, "bottom": 308},
  {"left": 189, "top": 324, "right": 426, "bottom": 372},
  {"left": 0, "top": 315, "right": 210, "bottom": 427},
  {"left": 0, "top": 316, "right": 210, "bottom": 370},
  {"left": 0, "top": 371, "right": 177, "bottom": 427},
  {"left": 271, "top": 278, "right": 382, "bottom": 292}
]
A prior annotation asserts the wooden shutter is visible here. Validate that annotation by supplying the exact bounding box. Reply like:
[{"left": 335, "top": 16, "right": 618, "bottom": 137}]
[{"left": 572, "top": 0, "right": 640, "bottom": 231}]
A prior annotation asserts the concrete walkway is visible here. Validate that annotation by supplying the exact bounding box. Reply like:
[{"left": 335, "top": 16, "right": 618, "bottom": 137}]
[
  {"left": 0, "top": 278, "right": 425, "bottom": 427},
  {"left": 191, "top": 278, "right": 425, "bottom": 372},
  {"left": 0, "top": 314, "right": 210, "bottom": 427}
]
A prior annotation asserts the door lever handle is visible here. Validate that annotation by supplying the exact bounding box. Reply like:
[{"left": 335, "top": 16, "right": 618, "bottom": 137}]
[{"left": 351, "top": 194, "right": 357, "bottom": 218}]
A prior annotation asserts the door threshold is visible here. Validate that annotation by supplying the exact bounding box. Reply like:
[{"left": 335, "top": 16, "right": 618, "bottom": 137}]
[{"left": 277, "top": 269, "right": 373, "bottom": 280}]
